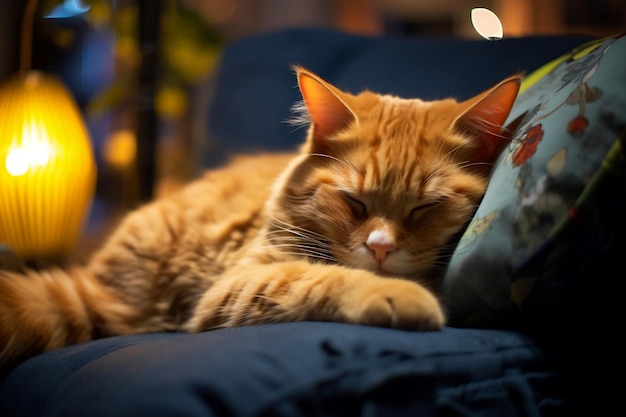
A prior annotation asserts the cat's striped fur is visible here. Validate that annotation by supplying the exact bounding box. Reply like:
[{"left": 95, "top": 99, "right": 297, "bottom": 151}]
[{"left": 0, "top": 67, "right": 520, "bottom": 372}]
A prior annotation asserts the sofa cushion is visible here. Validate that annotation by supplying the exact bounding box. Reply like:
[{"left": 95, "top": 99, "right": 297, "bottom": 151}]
[
  {"left": 443, "top": 33, "right": 626, "bottom": 327},
  {"left": 0, "top": 323, "right": 566, "bottom": 417}
]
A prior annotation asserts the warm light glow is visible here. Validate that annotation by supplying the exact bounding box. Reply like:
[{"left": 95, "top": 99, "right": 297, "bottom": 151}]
[
  {"left": 4, "top": 142, "right": 52, "bottom": 176},
  {"left": 27, "top": 142, "right": 51, "bottom": 166},
  {"left": 0, "top": 71, "right": 97, "bottom": 260},
  {"left": 5, "top": 149, "right": 29, "bottom": 176},
  {"left": 471, "top": 8, "right": 503, "bottom": 40},
  {"left": 104, "top": 129, "right": 137, "bottom": 169}
]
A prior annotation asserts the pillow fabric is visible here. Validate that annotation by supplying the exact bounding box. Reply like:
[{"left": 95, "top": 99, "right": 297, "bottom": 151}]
[{"left": 443, "top": 33, "right": 626, "bottom": 328}]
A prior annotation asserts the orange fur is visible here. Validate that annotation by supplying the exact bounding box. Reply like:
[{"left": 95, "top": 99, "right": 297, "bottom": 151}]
[{"left": 0, "top": 68, "right": 520, "bottom": 372}]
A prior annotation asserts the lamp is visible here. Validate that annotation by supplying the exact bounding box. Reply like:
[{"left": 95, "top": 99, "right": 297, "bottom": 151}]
[{"left": 0, "top": 0, "right": 96, "bottom": 261}]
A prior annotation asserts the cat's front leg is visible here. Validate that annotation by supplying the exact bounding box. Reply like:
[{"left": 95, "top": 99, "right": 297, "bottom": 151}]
[{"left": 186, "top": 260, "right": 444, "bottom": 332}]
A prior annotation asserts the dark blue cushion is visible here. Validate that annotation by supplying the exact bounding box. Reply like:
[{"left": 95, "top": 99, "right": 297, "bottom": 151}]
[
  {"left": 0, "top": 323, "right": 565, "bottom": 417},
  {"left": 204, "top": 28, "right": 593, "bottom": 167}
]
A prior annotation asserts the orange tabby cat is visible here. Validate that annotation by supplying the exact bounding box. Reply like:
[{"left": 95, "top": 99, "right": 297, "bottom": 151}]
[{"left": 0, "top": 67, "right": 520, "bottom": 371}]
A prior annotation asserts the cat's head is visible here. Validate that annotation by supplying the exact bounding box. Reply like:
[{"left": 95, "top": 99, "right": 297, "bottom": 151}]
[{"left": 267, "top": 67, "right": 520, "bottom": 283}]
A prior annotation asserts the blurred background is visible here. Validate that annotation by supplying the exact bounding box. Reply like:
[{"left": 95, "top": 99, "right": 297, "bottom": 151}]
[{"left": 0, "top": 0, "right": 624, "bottom": 261}]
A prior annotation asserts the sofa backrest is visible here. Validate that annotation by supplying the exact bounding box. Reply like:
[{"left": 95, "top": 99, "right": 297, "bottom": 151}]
[{"left": 204, "top": 28, "right": 594, "bottom": 166}]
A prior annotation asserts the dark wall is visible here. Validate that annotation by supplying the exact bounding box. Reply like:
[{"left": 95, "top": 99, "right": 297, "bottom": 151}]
[{"left": 0, "top": 1, "right": 22, "bottom": 81}]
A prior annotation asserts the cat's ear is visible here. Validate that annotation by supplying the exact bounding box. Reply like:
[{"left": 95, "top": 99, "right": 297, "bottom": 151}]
[
  {"left": 453, "top": 76, "right": 522, "bottom": 162},
  {"left": 295, "top": 66, "right": 357, "bottom": 149}
]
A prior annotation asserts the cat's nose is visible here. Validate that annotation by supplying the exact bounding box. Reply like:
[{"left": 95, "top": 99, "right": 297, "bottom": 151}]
[
  {"left": 366, "top": 230, "right": 396, "bottom": 264},
  {"left": 366, "top": 241, "right": 396, "bottom": 264}
]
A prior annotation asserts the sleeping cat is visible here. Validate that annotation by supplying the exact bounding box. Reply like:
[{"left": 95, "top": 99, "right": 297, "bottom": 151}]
[{"left": 0, "top": 67, "right": 520, "bottom": 371}]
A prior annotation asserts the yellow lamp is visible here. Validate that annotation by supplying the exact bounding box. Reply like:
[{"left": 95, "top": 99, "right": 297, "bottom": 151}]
[{"left": 0, "top": 71, "right": 97, "bottom": 261}]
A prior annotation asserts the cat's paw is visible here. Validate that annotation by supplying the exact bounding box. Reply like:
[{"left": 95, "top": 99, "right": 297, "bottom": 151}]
[{"left": 342, "top": 276, "right": 444, "bottom": 331}]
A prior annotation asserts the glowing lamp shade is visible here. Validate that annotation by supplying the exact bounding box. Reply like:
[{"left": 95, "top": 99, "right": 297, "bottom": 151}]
[{"left": 0, "top": 71, "right": 96, "bottom": 260}]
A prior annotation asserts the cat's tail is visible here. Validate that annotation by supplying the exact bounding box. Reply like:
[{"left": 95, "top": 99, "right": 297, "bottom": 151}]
[{"left": 0, "top": 266, "right": 137, "bottom": 373}]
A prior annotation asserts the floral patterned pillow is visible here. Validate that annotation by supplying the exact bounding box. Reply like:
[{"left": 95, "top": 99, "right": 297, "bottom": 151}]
[{"left": 443, "top": 33, "right": 626, "bottom": 328}]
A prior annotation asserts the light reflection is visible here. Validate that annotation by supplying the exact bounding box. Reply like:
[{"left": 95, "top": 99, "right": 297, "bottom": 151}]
[
  {"left": 471, "top": 8, "right": 503, "bottom": 40},
  {"left": 4, "top": 142, "right": 52, "bottom": 177},
  {"left": 45, "top": 0, "right": 90, "bottom": 19}
]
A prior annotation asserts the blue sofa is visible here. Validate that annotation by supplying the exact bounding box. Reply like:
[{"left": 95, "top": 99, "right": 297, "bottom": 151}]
[{"left": 1, "top": 28, "right": 624, "bottom": 416}]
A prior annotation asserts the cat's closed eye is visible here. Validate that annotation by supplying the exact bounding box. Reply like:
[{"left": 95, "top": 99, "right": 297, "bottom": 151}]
[
  {"left": 409, "top": 200, "right": 442, "bottom": 219},
  {"left": 341, "top": 193, "right": 367, "bottom": 220}
]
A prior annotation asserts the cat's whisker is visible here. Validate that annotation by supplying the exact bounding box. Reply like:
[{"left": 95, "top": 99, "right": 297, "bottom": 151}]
[
  {"left": 269, "top": 239, "right": 333, "bottom": 255},
  {"left": 267, "top": 231, "right": 337, "bottom": 248},
  {"left": 267, "top": 236, "right": 334, "bottom": 252},
  {"left": 456, "top": 161, "right": 495, "bottom": 170},
  {"left": 267, "top": 220, "right": 316, "bottom": 240},
  {"left": 267, "top": 242, "right": 334, "bottom": 255},
  {"left": 264, "top": 234, "right": 306, "bottom": 241},
  {"left": 267, "top": 224, "right": 311, "bottom": 241},
  {"left": 435, "top": 246, "right": 466, "bottom": 258},
  {"left": 267, "top": 237, "right": 337, "bottom": 261},
  {"left": 268, "top": 215, "right": 339, "bottom": 244},
  {"left": 263, "top": 248, "right": 337, "bottom": 263},
  {"left": 265, "top": 231, "right": 338, "bottom": 262},
  {"left": 308, "top": 153, "right": 355, "bottom": 171}
]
